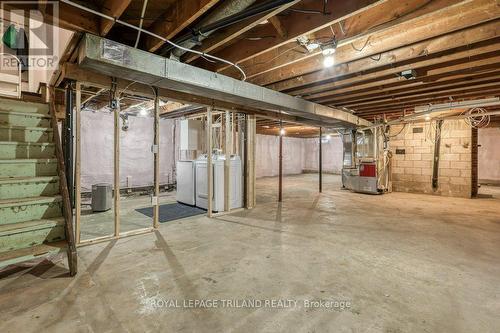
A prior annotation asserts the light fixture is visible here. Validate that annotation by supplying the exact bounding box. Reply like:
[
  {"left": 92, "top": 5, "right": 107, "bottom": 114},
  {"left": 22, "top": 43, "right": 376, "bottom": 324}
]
[
  {"left": 425, "top": 114, "right": 431, "bottom": 121},
  {"left": 326, "top": 134, "right": 331, "bottom": 140},
  {"left": 323, "top": 56, "right": 334, "bottom": 68},
  {"left": 139, "top": 108, "right": 148, "bottom": 116},
  {"left": 321, "top": 39, "right": 337, "bottom": 56},
  {"left": 280, "top": 128, "right": 286, "bottom": 135}
]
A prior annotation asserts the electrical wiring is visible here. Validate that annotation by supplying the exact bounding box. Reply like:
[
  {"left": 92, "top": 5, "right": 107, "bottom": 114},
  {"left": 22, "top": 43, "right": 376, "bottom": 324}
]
[
  {"left": 60, "top": 0, "right": 247, "bottom": 81},
  {"left": 462, "top": 107, "right": 491, "bottom": 128}
]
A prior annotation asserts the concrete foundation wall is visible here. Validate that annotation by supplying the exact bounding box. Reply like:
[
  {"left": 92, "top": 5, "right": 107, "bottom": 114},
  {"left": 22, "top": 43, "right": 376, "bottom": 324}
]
[
  {"left": 81, "top": 111, "right": 176, "bottom": 192},
  {"left": 478, "top": 127, "right": 500, "bottom": 183},
  {"left": 303, "top": 136, "right": 343, "bottom": 174},
  {"left": 255, "top": 134, "right": 343, "bottom": 178},
  {"left": 389, "top": 120, "right": 472, "bottom": 198},
  {"left": 255, "top": 134, "right": 304, "bottom": 178}
]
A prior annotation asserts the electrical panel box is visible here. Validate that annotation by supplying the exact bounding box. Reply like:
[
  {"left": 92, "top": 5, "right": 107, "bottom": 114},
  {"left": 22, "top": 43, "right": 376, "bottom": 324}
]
[{"left": 180, "top": 119, "right": 202, "bottom": 151}]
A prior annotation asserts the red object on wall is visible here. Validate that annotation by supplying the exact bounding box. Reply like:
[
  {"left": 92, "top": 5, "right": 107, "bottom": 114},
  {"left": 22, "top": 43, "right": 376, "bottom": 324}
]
[{"left": 359, "top": 163, "right": 376, "bottom": 177}]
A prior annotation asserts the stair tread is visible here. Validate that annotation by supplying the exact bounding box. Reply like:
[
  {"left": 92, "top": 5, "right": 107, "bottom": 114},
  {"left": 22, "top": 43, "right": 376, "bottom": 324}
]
[
  {"left": 0, "top": 141, "right": 54, "bottom": 146},
  {"left": 0, "top": 158, "right": 57, "bottom": 163},
  {"left": 0, "top": 217, "right": 65, "bottom": 233},
  {"left": 0, "top": 110, "right": 51, "bottom": 119},
  {"left": 0, "top": 195, "right": 62, "bottom": 207},
  {"left": 0, "top": 125, "right": 52, "bottom": 131},
  {"left": 0, "top": 240, "right": 67, "bottom": 262},
  {"left": 0, "top": 176, "right": 59, "bottom": 184}
]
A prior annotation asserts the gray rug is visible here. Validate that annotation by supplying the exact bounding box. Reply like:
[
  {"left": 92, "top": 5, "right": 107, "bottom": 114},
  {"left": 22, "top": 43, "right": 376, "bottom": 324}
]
[{"left": 136, "top": 203, "right": 205, "bottom": 223}]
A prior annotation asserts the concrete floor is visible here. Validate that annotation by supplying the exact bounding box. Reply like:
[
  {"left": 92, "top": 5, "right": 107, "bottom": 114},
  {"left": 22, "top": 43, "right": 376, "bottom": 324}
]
[{"left": 1, "top": 174, "right": 499, "bottom": 332}]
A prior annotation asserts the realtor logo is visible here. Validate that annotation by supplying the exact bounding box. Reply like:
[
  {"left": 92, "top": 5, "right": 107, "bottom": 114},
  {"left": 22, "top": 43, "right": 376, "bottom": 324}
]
[{"left": 0, "top": 1, "right": 59, "bottom": 71}]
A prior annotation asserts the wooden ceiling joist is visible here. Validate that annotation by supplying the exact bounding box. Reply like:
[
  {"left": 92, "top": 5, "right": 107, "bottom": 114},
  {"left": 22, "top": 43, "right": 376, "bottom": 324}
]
[
  {"left": 222, "top": 0, "right": 457, "bottom": 79},
  {"left": 205, "top": 0, "right": 386, "bottom": 72},
  {"left": 145, "top": 0, "right": 222, "bottom": 52},
  {"left": 183, "top": 0, "right": 300, "bottom": 63},
  {"left": 251, "top": 0, "right": 499, "bottom": 87},
  {"left": 100, "top": 0, "right": 132, "bottom": 36},
  {"left": 268, "top": 19, "right": 500, "bottom": 94},
  {"left": 307, "top": 45, "right": 500, "bottom": 103}
]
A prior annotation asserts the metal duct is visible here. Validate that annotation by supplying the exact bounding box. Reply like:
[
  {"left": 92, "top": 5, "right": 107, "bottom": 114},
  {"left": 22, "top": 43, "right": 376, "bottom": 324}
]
[
  {"left": 78, "top": 34, "right": 371, "bottom": 128},
  {"left": 171, "top": 0, "right": 257, "bottom": 59}
]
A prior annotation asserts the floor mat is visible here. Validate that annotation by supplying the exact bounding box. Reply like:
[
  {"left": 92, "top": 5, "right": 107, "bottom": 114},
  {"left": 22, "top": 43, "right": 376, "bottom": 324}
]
[{"left": 136, "top": 203, "right": 205, "bottom": 223}]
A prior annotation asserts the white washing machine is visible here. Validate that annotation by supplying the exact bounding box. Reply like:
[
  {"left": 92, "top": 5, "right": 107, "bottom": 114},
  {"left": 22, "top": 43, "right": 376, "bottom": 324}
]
[
  {"left": 176, "top": 160, "right": 196, "bottom": 205},
  {"left": 195, "top": 154, "right": 242, "bottom": 212}
]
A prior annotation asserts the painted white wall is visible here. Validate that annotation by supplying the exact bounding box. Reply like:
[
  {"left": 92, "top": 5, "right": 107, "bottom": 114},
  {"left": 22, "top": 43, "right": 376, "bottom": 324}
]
[
  {"left": 81, "top": 111, "right": 177, "bottom": 191},
  {"left": 478, "top": 127, "right": 500, "bottom": 182}
]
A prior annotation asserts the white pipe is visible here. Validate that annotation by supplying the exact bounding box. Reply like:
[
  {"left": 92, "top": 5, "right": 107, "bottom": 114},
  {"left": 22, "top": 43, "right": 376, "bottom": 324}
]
[
  {"left": 60, "top": 0, "right": 247, "bottom": 80},
  {"left": 134, "top": 0, "right": 149, "bottom": 48}
]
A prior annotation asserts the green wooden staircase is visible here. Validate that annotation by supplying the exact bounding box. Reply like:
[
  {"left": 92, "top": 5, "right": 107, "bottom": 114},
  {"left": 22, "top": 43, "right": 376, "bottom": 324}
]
[{"left": 0, "top": 96, "right": 77, "bottom": 275}]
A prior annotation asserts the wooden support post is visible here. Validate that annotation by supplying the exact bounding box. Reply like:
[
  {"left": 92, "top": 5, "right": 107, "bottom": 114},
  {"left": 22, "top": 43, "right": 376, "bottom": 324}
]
[
  {"left": 113, "top": 86, "right": 120, "bottom": 236},
  {"left": 278, "top": 122, "right": 283, "bottom": 202},
  {"left": 245, "top": 114, "right": 256, "bottom": 208},
  {"left": 75, "top": 82, "right": 81, "bottom": 243},
  {"left": 153, "top": 88, "right": 160, "bottom": 228},
  {"left": 319, "top": 127, "right": 323, "bottom": 193},
  {"left": 207, "top": 107, "right": 213, "bottom": 217},
  {"left": 224, "top": 110, "right": 231, "bottom": 212}
]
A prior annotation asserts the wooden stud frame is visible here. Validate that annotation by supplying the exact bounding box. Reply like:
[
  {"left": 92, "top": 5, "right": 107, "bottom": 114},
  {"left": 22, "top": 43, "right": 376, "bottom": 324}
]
[
  {"left": 207, "top": 106, "right": 213, "bottom": 217},
  {"left": 113, "top": 86, "right": 121, "bottom": 237},
  {"left": 224, "top": 110, "right": 231, "bottom": 212},
  {"left": 75, "top": 82, "right": 82, "bottom": 243},
  {"left": 153, "top": 88, "right": 160, "bottom": 228}
]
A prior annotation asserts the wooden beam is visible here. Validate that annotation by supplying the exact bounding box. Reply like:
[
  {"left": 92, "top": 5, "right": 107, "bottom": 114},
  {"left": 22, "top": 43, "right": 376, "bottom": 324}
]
[
  {"left": 278, "top": 122, "right": 283, "bottom": 202},
  {"left": 319, "top": 127, "right": 322, "bottom": 193},
  {"left": 184, "top": 0, "right": 300, "bottom": 63},
  {"left": 328, "top": 73, "right": 500, "bottom": 107},
  {"left": 271, "top": 21, "right": 500, "bottom": 94},
  {"left": 224, "top": 110, "right": 231, "bottom": 212},
  {"left": 57, "top": 3, "right": 99, "bottom": 34},
  {"left": 223, "top": 0, "right": 453, "bottom": 79},
  {"left": 153, "top": 88, "right": 160, "bottom": 228},
  {"left": 347, "top": 84, "right": 500, "bottom": 111},
  {"left": 253, "top": 0, "right": 500, "bottom": 86},
  {"left": 75, "top": 82, "right": 81, "bottom": 244},
  {"left": 246, "top": 115, "right": 256, "bottom": 208},
  {"left": 309, "top": 46, "right": 500, "bottom": 102},
  {"left": 207, "top": 107, "right": 213, "bottom": 217},
  {"left": 211, "top": 0, "right": 385, "bottom": 72},
  {"left": 100, "top": 0, "right": 131, "bottom": 36},
  {"left": 113, "top": 87, "right": 120, "bottom": 236},
  {"left": 268, "top": 16, "right": 287, "bottom": 38},
  {"left": 146, "top": 0, "right": 222, "bottom": 52},
  {"left": 352, "top": 88, "right": 500, "bottom": 116}
]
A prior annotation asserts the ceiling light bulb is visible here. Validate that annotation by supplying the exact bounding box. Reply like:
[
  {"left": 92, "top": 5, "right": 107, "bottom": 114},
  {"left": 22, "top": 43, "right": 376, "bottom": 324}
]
[
  {"left": 323, "top": 56, "right": 334, "bottom": 68},
  {"left": 326, "top": 134, "right": 331, "bottom": 140},
  {"left": 425, "top": 114, "right": 431, "bottom": 121},
  {"left": 322, "top": 47, "right": 336, "bottom": 56},
  {"left": 280, "top": 128, "right": 286, "bottom": 135},
  {"left": 140, "top": 108, "right": 148, "bottom": 116}
]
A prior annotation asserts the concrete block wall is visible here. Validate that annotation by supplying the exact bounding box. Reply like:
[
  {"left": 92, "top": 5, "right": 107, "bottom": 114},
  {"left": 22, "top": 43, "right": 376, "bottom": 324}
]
[{"left": 389, "top": 120, "right": 473, "bottom": 198}]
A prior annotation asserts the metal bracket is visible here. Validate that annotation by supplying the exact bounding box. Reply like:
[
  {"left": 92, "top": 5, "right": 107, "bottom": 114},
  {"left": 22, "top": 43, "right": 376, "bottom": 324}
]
[{"left": 151, "top": 144, "right": 159, "bottom": 154}]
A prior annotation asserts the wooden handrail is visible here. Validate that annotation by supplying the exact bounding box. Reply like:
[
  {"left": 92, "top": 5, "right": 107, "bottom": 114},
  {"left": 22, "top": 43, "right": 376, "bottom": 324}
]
[{"left": 49, "top": 87, "right": 77, "bottom": 276}]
